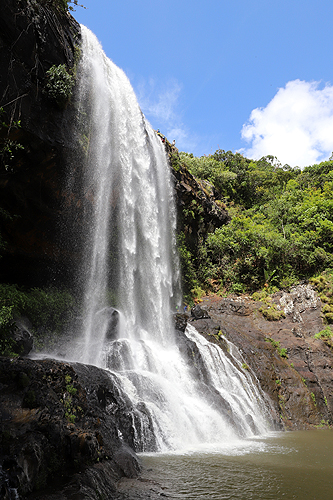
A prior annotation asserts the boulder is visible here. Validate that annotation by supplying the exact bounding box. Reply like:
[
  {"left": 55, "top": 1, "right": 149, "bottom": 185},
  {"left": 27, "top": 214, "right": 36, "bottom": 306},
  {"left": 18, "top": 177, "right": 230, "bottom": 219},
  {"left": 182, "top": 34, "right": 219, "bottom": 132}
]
[
  {"left": 191, "top": 304, "right": 210, "bottom": 319},
  {"left": 13, "top": 317, "right": 33, "bottom": 356},
  {"left": 0, "top": 357, "right": 141, "bottom": 498}
]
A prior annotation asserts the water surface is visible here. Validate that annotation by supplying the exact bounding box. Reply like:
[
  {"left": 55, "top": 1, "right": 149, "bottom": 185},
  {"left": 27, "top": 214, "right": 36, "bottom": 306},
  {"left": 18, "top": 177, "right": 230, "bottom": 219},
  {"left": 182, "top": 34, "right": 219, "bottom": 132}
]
[{"left": 140, "top": 430, "right": 333, "bottom": 499}]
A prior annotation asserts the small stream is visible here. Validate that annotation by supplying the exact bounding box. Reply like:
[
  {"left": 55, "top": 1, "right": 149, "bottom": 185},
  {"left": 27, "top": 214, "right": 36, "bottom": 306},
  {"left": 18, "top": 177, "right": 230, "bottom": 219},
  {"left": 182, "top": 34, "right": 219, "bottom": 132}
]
[{"left": 138, "top": 430, "right": 333, "bottom": 499}]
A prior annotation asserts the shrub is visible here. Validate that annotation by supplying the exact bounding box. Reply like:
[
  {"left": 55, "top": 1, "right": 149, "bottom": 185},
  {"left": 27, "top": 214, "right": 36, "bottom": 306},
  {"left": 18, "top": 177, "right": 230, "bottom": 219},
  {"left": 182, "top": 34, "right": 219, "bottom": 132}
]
[
  {"left": 252, "top": 290, "right": 269, "bottom": 301},
  {"left": 0, "top": 284, "right": 76, "bottom": 354},
  {"left": 44, "top": 64, "right": 75, "bottom": 108},
  {"left": 260, "top": 303, "right": 286, "bottom": 321},
  {"left": 314, "top": 325, "right": 333, "bottom": 340},
  {"left": 265, "top": 337, "right": 288, "bottom": 358}
]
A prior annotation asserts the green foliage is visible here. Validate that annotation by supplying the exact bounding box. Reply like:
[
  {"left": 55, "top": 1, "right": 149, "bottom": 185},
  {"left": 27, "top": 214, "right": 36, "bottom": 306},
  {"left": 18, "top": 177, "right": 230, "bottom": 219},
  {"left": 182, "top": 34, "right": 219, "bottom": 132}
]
[
  {"left": 314, "top": 325, "right": 333, "bottom": 340},
  {"left": 314, "top": 325, "right": 333, "bottom": 349},
  {"left": 279, "top": 347, "right": 288, "bottom": 358},
  {"left": 191, "top": 286, "right": 206, "bottom": 300},
  {"left": 0, "top": 305, "right": 17, "bottom": 356},
  {"left": 259, "top": 301, "right": 286, "bottom": 321},
  {"left": 179, "top": 152, "right": 237, "bottom": 198},
  {"left": 66, "top": 383, "right": 77, "bottom": 396},
  {"left": 252, "top": 290, "right": 269, "bottom": 301},
  {"left": 310, "top": 273, "right": 333, "bottom": 324},
  {"left": 0, "top": 284, "right": 76, "bottom": 354},
  {"left": 310, "top": 392, "right": 317, "bottom": 407},
  {"left": 0, "top": 107, "right": 24, "bottom": 173},
  {"left": 265, "top": 337, "right": 288, "bottom": 358},
  {"left": 44, "top": 64, "right": 75, "bottom": 108},
  {"left": 61, "top": 375, "right": 79, "bottom": 423},
  {"left": 176, "top": 232, "right": 199, "bottom": 304},
  {"left": 178, "top": 150, "right": 333, "bottom": 294}
]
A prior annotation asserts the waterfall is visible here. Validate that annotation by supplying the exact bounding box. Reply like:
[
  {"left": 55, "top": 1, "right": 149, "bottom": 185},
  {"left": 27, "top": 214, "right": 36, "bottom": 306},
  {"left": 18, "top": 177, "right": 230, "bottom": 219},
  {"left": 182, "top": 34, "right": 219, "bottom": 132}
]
[{"left": 68, "top": 26, "right": 271, "bottom": 453}]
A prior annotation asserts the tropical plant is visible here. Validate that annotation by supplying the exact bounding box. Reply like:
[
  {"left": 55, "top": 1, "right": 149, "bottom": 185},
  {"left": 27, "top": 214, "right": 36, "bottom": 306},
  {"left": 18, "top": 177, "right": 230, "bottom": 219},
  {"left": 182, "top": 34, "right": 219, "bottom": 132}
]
[{"left": 44, "top": 64, "right": 75, "bottom": 108}]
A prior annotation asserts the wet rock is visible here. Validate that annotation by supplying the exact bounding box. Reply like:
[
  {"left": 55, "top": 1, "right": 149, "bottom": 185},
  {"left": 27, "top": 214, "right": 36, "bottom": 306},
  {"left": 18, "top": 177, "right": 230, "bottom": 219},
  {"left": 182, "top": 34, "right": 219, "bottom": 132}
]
[
  {"left": 217, "top": 298, "right": 250, "bottom": 316},
  {"left": 174, "top": 313, "right": 188, "bottom": 332},
  {"left": 12, "top": 317, "right": 33, "bottom": 356},
  {"left": 176, "top": 329, "right": 211, "bottom": 385},
  {"left": 193, "top": 288, "right": 333, "bottom": 430},
  {"left": 191, "top": 304, "right": 210, "bottom": 319},
  {"left": 95, "top": 307, "right": 120, "bottom": 340},
  {"left": 114, "top": 445, "right": 141, "bottom": 478},
  {"left": 0, "top": 357, "right": 141, "bottom": 499}
]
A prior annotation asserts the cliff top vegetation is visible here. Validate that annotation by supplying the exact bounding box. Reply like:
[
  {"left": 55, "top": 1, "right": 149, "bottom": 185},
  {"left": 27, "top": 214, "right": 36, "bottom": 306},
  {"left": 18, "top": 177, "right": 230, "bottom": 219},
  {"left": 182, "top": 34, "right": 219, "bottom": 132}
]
[{"left": 177, "top": 149, "right": 333, "bottom": 300}]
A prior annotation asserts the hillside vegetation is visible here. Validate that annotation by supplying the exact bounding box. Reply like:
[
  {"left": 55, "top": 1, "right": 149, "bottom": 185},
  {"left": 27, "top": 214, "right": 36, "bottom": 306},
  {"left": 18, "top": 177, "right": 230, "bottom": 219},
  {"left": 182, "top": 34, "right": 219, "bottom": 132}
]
[{"left": 178, "top": 150, "right": 333, "bottom": 298}]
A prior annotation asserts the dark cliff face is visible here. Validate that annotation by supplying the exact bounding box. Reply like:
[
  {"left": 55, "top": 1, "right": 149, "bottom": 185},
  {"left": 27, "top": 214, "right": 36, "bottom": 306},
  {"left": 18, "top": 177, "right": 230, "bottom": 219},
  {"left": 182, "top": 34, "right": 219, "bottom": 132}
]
[
  {"left": 162, "top": 139, "right": 230, "bottom": 297},
  {"left": 0, "top": 0, "right": 81, "bottom": 288}
]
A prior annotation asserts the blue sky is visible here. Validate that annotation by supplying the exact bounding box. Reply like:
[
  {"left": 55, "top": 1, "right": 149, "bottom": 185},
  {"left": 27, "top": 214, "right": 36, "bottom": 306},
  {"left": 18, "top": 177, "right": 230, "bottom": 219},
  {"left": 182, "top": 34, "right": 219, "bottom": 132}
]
[{"left": 73, "top": 0, "right": 333, "bottom": 167}]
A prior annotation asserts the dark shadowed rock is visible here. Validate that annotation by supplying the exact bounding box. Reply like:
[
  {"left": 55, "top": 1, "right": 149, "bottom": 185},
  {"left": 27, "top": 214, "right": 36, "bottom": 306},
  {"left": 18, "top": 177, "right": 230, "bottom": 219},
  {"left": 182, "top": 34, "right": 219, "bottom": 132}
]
[
  {"left": 174, "top": 312, "right": 188, "bottom": 332},
  {"left": 0, "top": 357, "right": 141, "bottom": 499},
  {"left": 0, "top": 0, "right": 81, "bottom": 288},
  {"left": 191, "top": 304, "right": 210, "bottom": 319},
  {"left": 95, "top": 307, "right": 120, "bottom": 340},
  {"left": 12, "top": 317, "right": 33, "bottom": 356},
  {"left": 114, "top": 445, "right": 141, "bottom": 478}
]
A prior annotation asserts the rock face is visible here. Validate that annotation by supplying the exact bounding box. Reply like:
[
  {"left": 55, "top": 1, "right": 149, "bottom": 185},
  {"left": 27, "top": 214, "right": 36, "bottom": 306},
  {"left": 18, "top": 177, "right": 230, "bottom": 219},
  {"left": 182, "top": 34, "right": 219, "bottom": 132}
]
[
  {"left": 171, "top": 158, "right": 229, "bottom": 237},
  {"left": 163, "top": 139, "right": 229, "bottom": 240},
  {"left": 189, "top": 285, "right": 333, "bottom": 430},
  {"left": 162, "top": 140, "right": 230, "bottom": 296},
  {"left": 0, "top": 357, "right": 142, "bottom": 499},
  {"left": 0, "top": 0, "right": 81, "bottom": 288}
]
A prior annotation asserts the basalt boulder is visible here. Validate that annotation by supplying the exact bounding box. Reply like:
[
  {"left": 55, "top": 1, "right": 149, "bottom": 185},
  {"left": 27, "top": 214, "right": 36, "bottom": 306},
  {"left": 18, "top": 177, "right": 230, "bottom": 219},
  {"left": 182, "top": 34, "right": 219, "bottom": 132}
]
[{"left": 0, "top": 357, "right": 141, "bottom": 499}]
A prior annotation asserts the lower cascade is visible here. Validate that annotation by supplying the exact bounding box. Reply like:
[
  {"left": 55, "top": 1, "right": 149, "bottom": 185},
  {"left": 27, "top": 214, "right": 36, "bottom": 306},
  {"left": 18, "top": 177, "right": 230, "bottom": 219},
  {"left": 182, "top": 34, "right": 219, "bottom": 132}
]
[{"left": 63, "top": 26, "right": 271, "bottom": 453}]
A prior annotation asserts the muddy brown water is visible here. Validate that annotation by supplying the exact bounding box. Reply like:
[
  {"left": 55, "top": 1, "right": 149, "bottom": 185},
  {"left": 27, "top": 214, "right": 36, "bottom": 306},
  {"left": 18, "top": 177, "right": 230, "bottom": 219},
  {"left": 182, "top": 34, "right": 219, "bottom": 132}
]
[{"left": 138, "top": 431, "right": 333, "bottom": 499}]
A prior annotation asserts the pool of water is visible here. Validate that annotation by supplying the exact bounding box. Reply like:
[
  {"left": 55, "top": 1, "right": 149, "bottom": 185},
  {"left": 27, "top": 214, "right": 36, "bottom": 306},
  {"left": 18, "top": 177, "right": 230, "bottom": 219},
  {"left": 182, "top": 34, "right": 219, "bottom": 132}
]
[{"left": 139, "top": 431, "right": 333, "bottom": 499}]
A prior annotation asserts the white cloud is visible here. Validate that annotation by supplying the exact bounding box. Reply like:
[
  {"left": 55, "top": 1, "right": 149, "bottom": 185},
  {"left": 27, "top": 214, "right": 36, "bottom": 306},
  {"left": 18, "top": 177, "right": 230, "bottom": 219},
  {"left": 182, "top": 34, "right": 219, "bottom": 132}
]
[
  {"left": 241, "top": 80, "right": 333, "bottom": 167},
  {"left": 137, "top": 77, "right": 181, "bottom": 123},
  {"left": 135, "top": 78, "right": 197, "bottom": 152}
]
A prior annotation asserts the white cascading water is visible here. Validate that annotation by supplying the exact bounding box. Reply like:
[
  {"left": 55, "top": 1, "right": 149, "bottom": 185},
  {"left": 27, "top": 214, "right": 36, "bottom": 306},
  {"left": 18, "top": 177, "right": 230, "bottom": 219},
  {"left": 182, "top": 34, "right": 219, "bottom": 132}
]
[{"left": 71, "top": 26, "right": 271, "bottom": 452}]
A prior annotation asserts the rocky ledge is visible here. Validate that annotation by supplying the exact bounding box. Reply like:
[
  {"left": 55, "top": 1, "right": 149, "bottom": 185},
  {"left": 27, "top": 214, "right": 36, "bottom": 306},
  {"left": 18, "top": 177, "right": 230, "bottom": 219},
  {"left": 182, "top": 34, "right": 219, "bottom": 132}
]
[
  {"left": 0, "top": 357, "right": 153, "bottom": 499},
  {"left": 188, "top": 284, "right": 333, "bottom": 429}
]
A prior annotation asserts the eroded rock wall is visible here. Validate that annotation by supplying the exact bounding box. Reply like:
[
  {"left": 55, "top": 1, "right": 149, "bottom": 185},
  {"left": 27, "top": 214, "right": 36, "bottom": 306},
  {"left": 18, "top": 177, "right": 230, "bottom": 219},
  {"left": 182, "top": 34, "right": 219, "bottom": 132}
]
[{"left": 188, "top": 285, "right": 333, "bottom": 430}]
